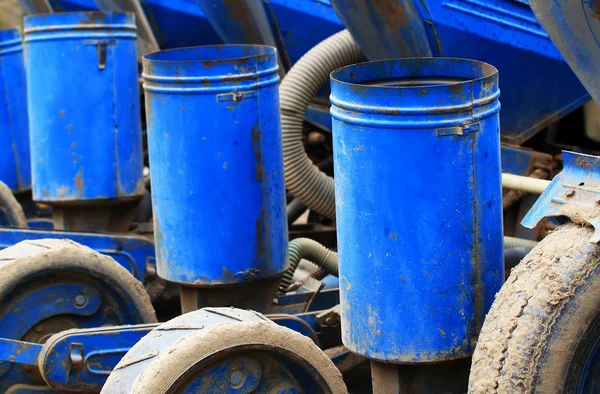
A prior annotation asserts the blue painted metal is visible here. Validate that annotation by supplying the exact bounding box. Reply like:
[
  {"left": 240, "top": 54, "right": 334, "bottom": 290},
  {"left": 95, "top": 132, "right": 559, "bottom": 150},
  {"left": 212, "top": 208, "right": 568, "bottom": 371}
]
[
  {"left": 305, "top": 104, "right": 333, "bottom": 132},
  {"left": 329, "top": 0, "right": 590, "bottom": 144},
  {"left": 39, "top": 324, "right": 156, "bottom": 392},
  {"left": 0, "top": 29, "right": 31, "bottom": 193},
  {"left": 143, "top": 45, "right": 287, "bottom": 285},
  {"left": 501, "top": 146, "right": 540, "bottom": 176},
  {"left": 0, "top": 338, "right": 41, "bottom": 366},
  {"left": 425, "top": 0, "right": 587, "bottom": 144},
  {"left": 330, "top": 58, "right": 504, "bottom": 362},
  {"left": 0, "top": 276, "right": 147, "bottom": 392},
  {"left": 0, "top": 283, "right": 102, "bottom": 376},
  {"left": 529, "top": 0, "right": 600, "bottom": 102},
  {"left": 196, "top": 0, "right": 277, "bottom": 46},
  {"left": 0, "top": 308, "right": 333, "bottom": 391},
  {"left": 53, "top": 0, "right": 343, "bottom": 66},
  {"left": 195, "top": 0, "right": 292, "bottom": 74},
  {"left": 0, "top": 227, "right": 154, "bottom": 281},
  {"left": 54, "top": 0, "right": 589, "bottom": 145},
  {"left": 522, "top": 151, "right": 600, "bottom": 243},
  {"left": 23, "top": 12, "right": 144, "bottom": 202},
  {"left": 330, "top": 0, "right": 434, "bottom": 58}
]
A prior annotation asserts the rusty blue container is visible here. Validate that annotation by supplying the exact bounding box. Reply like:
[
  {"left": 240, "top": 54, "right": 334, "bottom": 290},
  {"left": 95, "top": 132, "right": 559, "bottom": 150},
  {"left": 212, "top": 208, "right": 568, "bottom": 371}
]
[
  {"left": 0, "top": 29, "right": 30, "bottom": 193},
  {"left": 331, "top": 58, "right": 504, "bottom": 363},
  {"left": 142, "top": 45, "right": 287, "bottom": 285},
  {"left": 24, "top": 12, "right": 144, "bottom": 202}
]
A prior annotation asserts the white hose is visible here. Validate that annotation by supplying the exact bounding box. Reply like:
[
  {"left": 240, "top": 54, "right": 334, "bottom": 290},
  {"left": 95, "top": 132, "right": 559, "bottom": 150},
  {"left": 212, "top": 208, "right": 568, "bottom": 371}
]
[
  {"left": 502, "top": 173, "right": 550, "bottom": 194},
  {"left": 280, "top": 29, "right": 363, "bottom": 219}
]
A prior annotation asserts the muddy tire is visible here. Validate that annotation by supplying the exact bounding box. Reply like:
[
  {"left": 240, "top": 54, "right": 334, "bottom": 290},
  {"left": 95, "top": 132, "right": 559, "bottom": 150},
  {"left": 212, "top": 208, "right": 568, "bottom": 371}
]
[
  {"left": 469, "top": 223, "right": 600, "bottom": 393},
  {"left": 102, "top": 307, "right": 347, "bottom": 394},
  {"left": 0, "top": 239, "right": 156, "bottom": 393},
  {"left": 0, "top": 181, "right": 26, "bottom": 227}
]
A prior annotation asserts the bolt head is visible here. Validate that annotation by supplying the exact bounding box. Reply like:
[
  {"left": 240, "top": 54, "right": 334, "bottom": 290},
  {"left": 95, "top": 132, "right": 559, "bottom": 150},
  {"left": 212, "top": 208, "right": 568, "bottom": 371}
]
[
  {"left": 74, "top": 294, "right": 87, "bottom": 307},
  {"left": 229, "top": 371, "right": 244, "bottom": 387}
]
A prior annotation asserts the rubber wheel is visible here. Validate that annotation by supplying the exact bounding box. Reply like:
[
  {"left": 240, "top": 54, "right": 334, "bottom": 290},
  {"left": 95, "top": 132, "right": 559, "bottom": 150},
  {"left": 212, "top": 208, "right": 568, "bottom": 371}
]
[
  {"left": 101, "top": 307, "right": 347, "bottom": 394},
  {"left": 0, "top": 239, "right": 156, "bottom": 392},
  {"left": 0, "top": 180, "right": 26, "bottom": 227},
  {"left": 469, "top": 223, "right": 600, "bottom": 393}
]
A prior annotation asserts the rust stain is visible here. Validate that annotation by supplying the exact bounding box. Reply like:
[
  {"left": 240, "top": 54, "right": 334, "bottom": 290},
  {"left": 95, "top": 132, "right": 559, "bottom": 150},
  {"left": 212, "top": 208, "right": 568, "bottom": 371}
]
[
  {"left": 77, "top": 11, "right": 107, "bottom": 25},
  {"left": 203, "top": 60, "right": 216, "bottom": 68},
  {"left": 256, "top": 214, "right": 265, "bottom": 260},
  {"left": 575, "top": 155, "right": 592, "bottom": 169},
  {"left": 354, "top": 145, "right": 364, "bottom": 151},
  {"left": 60, "top": 109, "right": 65, "bottom": 119},
  {"left": 57, "top": 186, "right": 68, "bottom": 197},
  {"left": 201, "top": 78, "right": 211, "bottom": 87},
  {"left": 251, "top": 125, "right": 263, "bottom": 181},
  {"left": 75, "top": 168, "right": 84, "bottom": 192},
  {"left": 450, "top": 83, "right": 464, "bottom": 94},
  {"left": 371, "top": 0, "right": 410, "bottom": 27}
]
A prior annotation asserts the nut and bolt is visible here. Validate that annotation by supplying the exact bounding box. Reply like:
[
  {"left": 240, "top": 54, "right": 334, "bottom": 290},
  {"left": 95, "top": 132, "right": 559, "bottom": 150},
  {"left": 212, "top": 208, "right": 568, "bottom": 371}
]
[
  {"left": 229, "top": 371, "right": 244, "bottom": 387},
  {"left": 74, "top": 294, "right": 87, "bottom": 307}
]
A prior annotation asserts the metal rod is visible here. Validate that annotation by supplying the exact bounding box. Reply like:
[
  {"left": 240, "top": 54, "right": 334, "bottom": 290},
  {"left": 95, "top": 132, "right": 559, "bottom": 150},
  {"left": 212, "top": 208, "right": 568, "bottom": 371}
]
[
  {"left": 0, "top": 338, "right": 42, "bottom": 365},
  {"left": 371, "top": 361, "right": 400, "bottom": 394},
  {"left": 502, "top": 173, "right": 550, "bottom": 194},
  {"left": 180, "top": 286, "right": 199, "bottom": 314}
]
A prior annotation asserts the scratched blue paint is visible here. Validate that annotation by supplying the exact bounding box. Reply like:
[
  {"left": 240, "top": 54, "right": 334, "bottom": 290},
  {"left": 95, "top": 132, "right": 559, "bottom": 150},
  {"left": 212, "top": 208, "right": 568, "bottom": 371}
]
[
  {"left": 196, "top": 0, "right": 278, "bottom": 46},
  {"left": 40, "top": 324, "right": 156, "bottom": 392},
  {"left": 23, "top": 12, "right": 144, "bottom": 202},
  {"left": 331, "top": 58, "right": 504, "bottom": 362},
  {"left": 501, "top": 145, "right": 538, "bottom": 176},
  {"left": 54, "top": 0, "right": 591, "bottom": 145},
  {"left": 329, "top": 0, "right": 590, "bottom": 144},
  {"left": 529, "top": 0, "right": 600, "bottom": 103},
  {"left": 0, "top": 263, "right": 152, "bottom": 391},
  {"left": 0, "top": 227, "right": 154, "bottom": 281},
  {"left": 143, "top": 45, "right": 287, "bottom": 285},
  {"left": 0, "top": 29, "right": 31, "bottom": 193},
  {"left": 522, "top": 151, "right": 600, "bottom": 243}
]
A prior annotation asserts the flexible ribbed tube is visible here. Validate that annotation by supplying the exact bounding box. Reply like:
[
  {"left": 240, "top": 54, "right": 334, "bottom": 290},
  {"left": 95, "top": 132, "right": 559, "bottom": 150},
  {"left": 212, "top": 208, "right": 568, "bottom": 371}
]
[
  {"left": 504, "top": 236, "right": 538, "bottom": 249},
  {"left": 278, "top": 238, "right": 339, "bottom": 295},
  {"left": 280, "top": 29, "right": 363, "bottom": 219}
]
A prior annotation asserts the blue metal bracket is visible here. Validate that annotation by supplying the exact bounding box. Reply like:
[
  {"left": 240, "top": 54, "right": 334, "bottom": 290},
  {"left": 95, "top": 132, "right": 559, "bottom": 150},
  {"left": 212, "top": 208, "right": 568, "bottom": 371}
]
[
  {"left": 522, "top": 151, "right": 600, "bottom": 243},
  {"left": 0, "top": 228, "right": 155, "bottom": 281},
  {"left": 0, "top": 338, "right": 42, "bottom": 366},
  {"left": 0, "top": 309, "right": 338, "bottom": 391},
  {"left": 39, "top": 324, "right": 158, "bottom": 392}
]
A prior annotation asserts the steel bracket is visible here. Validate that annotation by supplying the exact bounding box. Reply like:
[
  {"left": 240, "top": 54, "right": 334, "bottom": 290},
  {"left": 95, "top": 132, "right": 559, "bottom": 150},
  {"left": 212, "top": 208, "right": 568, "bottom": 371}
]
[{"left": 522, "top": 151, "right": 600, "bottom": 243}]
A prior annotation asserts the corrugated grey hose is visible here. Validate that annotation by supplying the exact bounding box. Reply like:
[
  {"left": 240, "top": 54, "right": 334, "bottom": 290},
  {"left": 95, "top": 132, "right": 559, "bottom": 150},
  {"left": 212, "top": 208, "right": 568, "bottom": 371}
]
[
  {"left": 278, "top": 238, "right": 339, "bottom": 295},
  {"left": 280, "top": 29, "right": 363, "bottom": 219}
]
